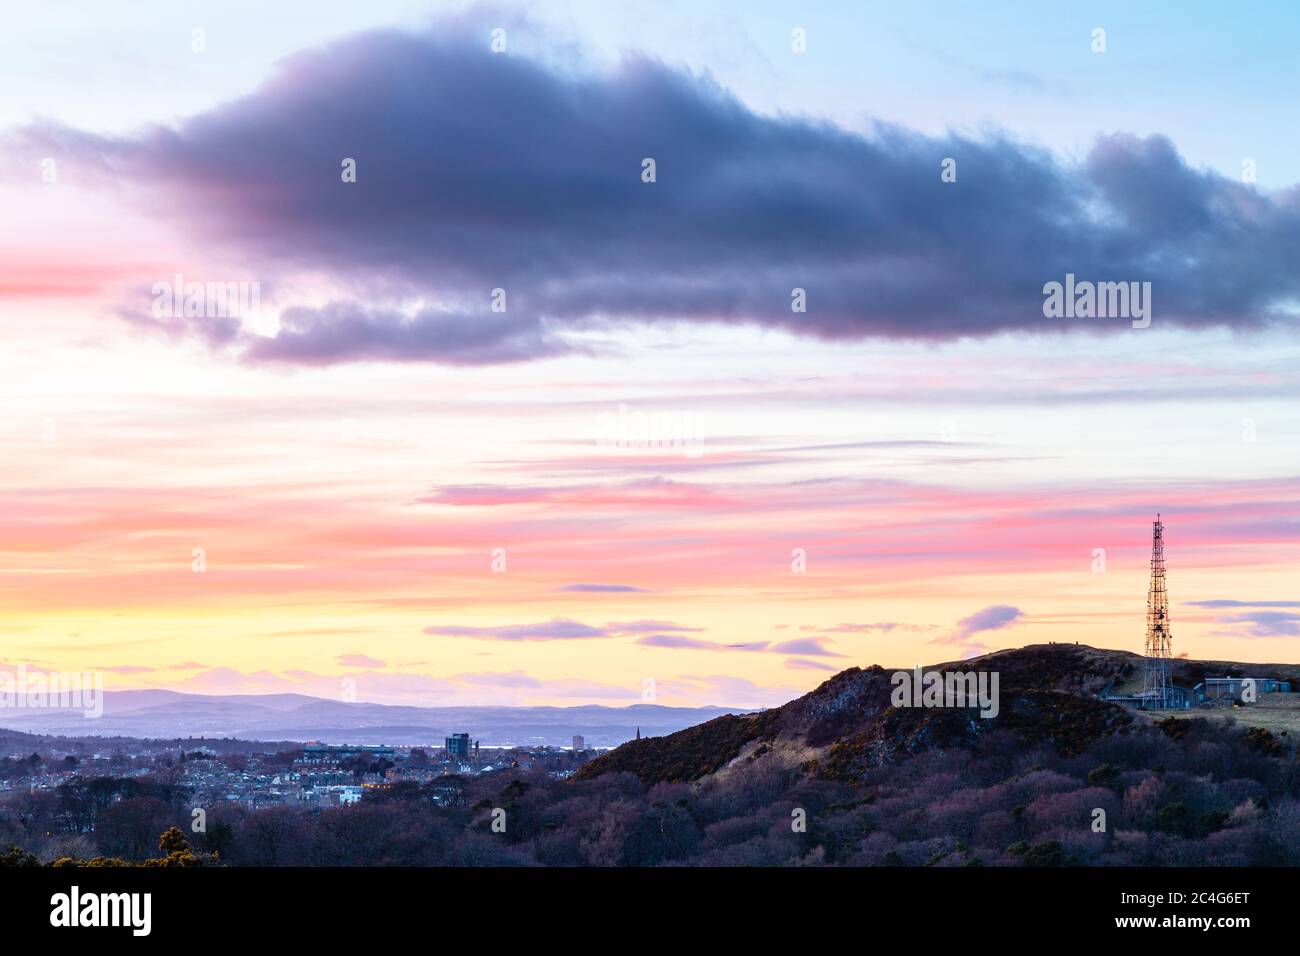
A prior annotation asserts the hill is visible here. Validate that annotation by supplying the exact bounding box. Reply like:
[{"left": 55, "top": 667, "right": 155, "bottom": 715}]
[{"left": 578, "top": 643, "right": 1299, "bottom": 785}]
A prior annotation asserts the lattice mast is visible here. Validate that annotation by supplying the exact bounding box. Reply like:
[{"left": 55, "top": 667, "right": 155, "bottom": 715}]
[{"left": 1141, "top": 515, "right": 1173, "bottom": 707}]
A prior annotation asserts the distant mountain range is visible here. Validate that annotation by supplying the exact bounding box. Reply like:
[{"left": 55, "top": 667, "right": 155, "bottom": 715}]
[{"left": 0, "top": 689, "right": 746, "bottom": 747}]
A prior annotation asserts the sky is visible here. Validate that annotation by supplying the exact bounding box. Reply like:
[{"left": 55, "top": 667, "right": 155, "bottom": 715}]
[{"left": 1, "top": 1, "right": 1299, "bottom": 709}]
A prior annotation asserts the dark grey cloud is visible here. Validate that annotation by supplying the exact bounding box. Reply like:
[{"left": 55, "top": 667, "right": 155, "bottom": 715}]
[
  {"left": 785, "top": 658, "right": 837, "bottom": 672},
  {"left": 425, "top": 617, "right": 701, "bottom": 641},
  {"left": 13, "top": 17, "right": 1300, "bottom": 363},
  {"left": 245, "top": 303, "right": 573, "bottom": 366},
  {"left": 636, "top": 634, "right": 768, "bottom": 652},
  {"left": 425, "top": 618, "right": 609, "bottom": 641},
  {"left": 557, "top": 583, "right": 649, "bottom": 593},
  {"left": 1186, "top": 599, "right": 1300, "bottom": 608},
  {"left": 953, "top": 604, "right": 1024, "bottom": 638},
  {"left": 818, "top": 621, "right": 935, "bottom": 633},
  {"left": 931, "top": 604, "right": 1024, "bottom": 647},
  {"left": 606, "top": 620, "right": 703, "bottom": 634},
  {"left": 769, "top": 637, "right": 847, "bottom": 658},
  {"left": 1212, "top": 611, "right": 1300, "bottom": 638}
]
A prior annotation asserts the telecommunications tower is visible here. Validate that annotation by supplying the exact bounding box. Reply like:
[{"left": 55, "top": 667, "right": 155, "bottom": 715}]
[{"left": 1140, "top": 515, "right": 1174, "bottom": 708}]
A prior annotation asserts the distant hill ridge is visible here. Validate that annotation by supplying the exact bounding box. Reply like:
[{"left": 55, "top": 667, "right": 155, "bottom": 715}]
[
  {"left": 0, "top": 691, "right": 745, "bottom": 748},
  {"left": 578, "top": 643, "right": 1300, "bottom": 785}
]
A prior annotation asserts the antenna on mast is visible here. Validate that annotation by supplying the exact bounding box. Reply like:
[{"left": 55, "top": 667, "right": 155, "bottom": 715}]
[{"left": 1140, "top": 515, "right": 1173, "bottom": 708}]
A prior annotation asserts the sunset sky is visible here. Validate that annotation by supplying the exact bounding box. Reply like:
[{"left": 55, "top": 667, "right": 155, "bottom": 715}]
[{"left": 2, "top": 1, "right": 1299, "bottom": 709}]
